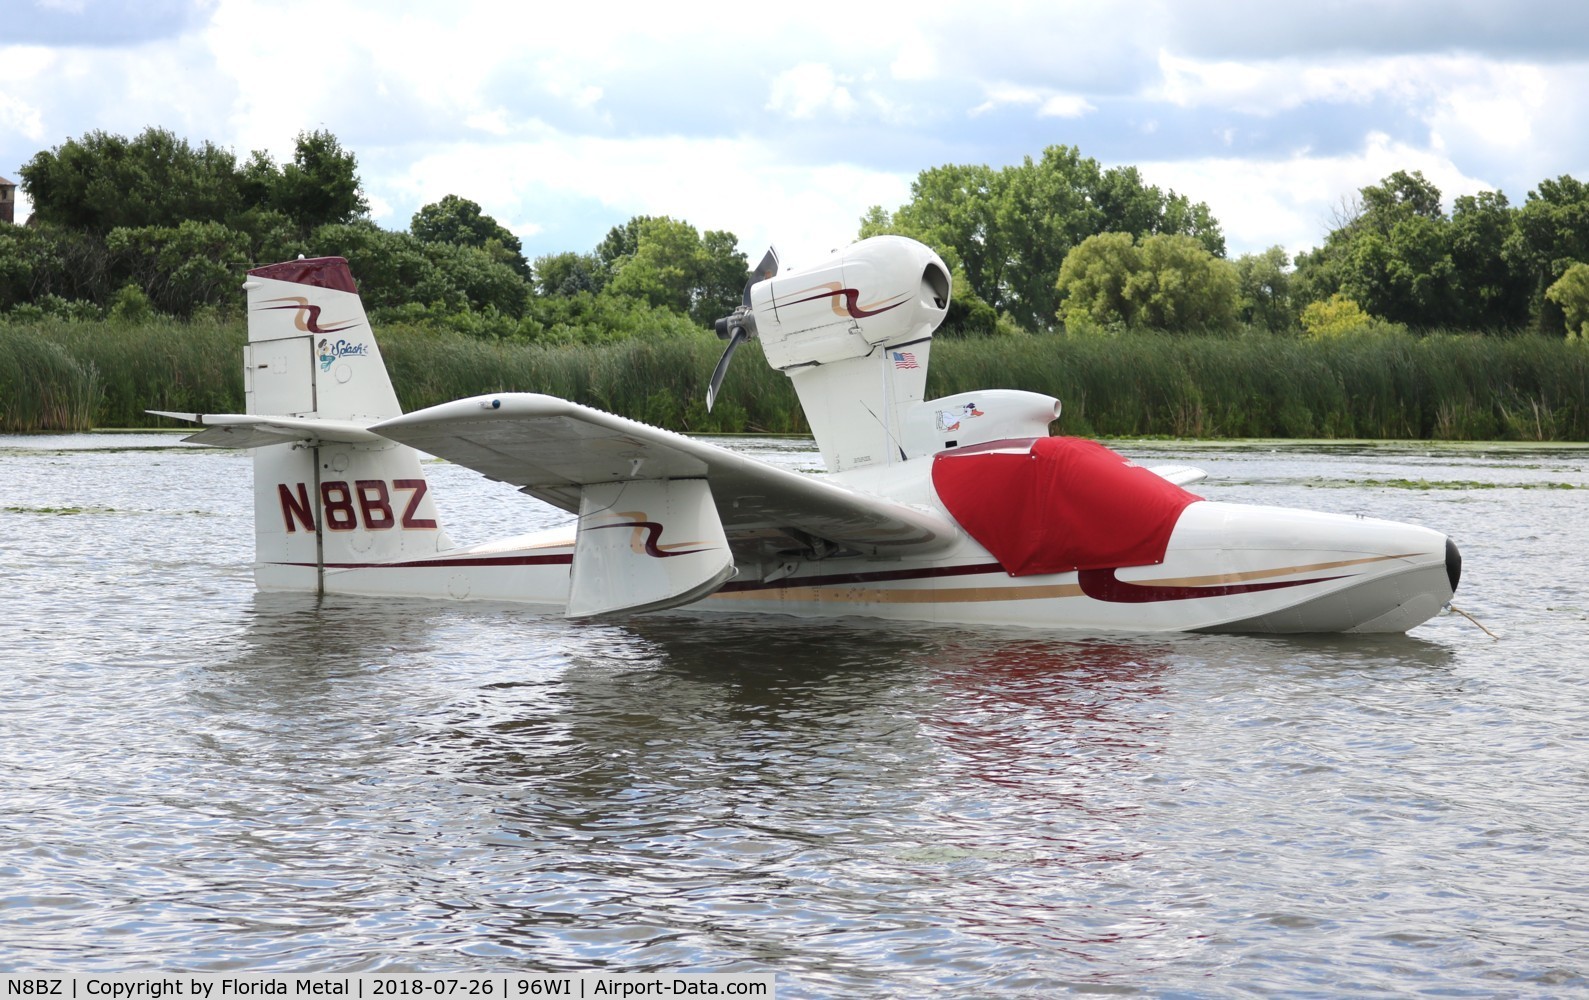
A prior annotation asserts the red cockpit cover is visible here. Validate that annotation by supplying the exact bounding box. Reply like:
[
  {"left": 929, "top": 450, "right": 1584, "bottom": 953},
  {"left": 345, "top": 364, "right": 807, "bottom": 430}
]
[{"left": 931, "top": 437, "right": 1201, "bottom": 576}]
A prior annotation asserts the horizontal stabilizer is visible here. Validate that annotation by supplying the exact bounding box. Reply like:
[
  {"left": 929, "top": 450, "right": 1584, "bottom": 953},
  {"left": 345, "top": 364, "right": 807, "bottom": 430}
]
[
  {"left": 567, "top": 479, "right": 736, "bottom": 617},
  {"left": 148, "top": 411, "right": 384, "bottom": 448}
]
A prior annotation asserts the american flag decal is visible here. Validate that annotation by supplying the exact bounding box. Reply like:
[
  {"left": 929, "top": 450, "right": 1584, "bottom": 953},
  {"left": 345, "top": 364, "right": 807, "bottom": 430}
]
[{"left": 891, "top": 351, "right": 919, "bottom": 370}]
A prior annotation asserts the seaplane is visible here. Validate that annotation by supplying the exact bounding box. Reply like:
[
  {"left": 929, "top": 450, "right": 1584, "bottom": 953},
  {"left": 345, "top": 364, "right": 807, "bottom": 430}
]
[{"left": 152, "top": 235, "right": 1461, "bottom": 632}]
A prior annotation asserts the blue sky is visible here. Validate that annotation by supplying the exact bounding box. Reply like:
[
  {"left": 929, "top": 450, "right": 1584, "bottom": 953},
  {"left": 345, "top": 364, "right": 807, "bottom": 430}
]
[{"left": 4, "top": 0, "right": 1588, "bottom": 271}]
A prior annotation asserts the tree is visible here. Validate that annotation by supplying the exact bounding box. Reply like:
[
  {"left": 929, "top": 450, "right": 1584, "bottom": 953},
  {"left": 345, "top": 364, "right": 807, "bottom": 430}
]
[
  {"left": 1510, "top": 175, "right": 1589, "bottom": 334},
  {"left": 533, "top": 251, "right": 606, "bottom": 296},
  {"left": 411, "top": 194, "right": 529, "bottom": 278},
  {"left": 1300, "top": 294, "right": 1376, "bottom": 338},
  {"left": 1234, "top": 246, "right": 1294, "bottom": 332},
  {"left": 601, "top": 216, "right": 748, "bottom": 325},
  {"left": 1294, "top": 170, "right": 1461, "bottom": 329},
  {"left": 1054, "top": 232, "right": 1137, "bottom": 331},
  {"left": 1449, "top": 190, "right": 1528, "bottom": 330},
  {"left": 1055, "top": 232, "right": 1238, "bottom": 332},
  {"left": 862, "top": 145, "right": 1224, "bottom": 331},
  {"left": 272, "top": 129, "right": 368, "bottom": 232},
  {"left": 104, "top": 219, "right": 250, "bottom": 317},
  {"left": 1545, "top": 262, "right": 1589, "bottom": 340},
  {"left": 19, "top": 126, "right": 245, "bottom": 233}
]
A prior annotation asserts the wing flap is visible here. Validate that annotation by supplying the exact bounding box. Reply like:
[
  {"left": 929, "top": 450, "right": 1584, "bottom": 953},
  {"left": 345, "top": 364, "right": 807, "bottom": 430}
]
[{"left": 373, "top": 393, "right": 958, "bottom": 556}]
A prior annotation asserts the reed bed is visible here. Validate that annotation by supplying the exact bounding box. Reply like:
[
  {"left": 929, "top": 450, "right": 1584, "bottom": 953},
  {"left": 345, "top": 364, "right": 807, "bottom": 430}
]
[
  {"left": 931, "top": 331, "right": 1589, "bottom": 441},
  {"left": 3, "top": 319, "right": 1586, "bottom": 440}
]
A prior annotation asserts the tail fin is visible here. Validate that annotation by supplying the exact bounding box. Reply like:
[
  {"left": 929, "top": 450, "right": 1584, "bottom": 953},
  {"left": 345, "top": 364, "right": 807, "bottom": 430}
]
[
  {"left": 158, "top": 257, "right": 454, "bottom": 593},
  {"left": 243, "top": 257, "right": 401, "bottom": 421}
]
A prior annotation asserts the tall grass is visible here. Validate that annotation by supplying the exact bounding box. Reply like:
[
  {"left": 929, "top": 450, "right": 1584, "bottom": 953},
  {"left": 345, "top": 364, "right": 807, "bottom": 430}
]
[
  {"left": 1, "top": 316, "right": 242, "bottom": 431},
  {"left": 931, "top": 330, "right": 1589, "bottom": 440},
  {"left": 4, "top": 318, "right": 1586, "bottom": 440}
]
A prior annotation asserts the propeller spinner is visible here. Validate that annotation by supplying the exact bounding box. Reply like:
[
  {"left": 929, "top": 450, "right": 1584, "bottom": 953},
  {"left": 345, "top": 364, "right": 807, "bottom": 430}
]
[{"left": 707, "top": 247, "right": 779, "bottom": 411}]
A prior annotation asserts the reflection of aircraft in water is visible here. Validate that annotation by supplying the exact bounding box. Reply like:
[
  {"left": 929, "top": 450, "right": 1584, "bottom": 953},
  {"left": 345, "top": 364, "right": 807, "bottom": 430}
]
[{"left": 155, "top": 237, "right": 1461, "bottom": 633}]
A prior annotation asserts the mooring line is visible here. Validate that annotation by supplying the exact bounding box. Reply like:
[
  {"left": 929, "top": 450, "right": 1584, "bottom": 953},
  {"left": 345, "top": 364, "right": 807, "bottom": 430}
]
[{"left": 1446, "top": 603, "right": 1499, "bottom": 639}]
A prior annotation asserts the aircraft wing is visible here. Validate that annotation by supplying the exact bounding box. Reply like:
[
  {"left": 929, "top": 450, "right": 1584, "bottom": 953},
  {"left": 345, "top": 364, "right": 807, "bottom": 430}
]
[
  {"left": 1148, "top": 464, "right": 1208, "bottom": 487},
  {"left": 371, "top": 393, "right": 959, "bottom": 557}
]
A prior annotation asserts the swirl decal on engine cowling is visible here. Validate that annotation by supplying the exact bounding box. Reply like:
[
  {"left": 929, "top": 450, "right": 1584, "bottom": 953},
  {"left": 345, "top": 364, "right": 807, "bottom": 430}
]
[{"left": 782, "top": 282, "right": 910, "bottom": 319}]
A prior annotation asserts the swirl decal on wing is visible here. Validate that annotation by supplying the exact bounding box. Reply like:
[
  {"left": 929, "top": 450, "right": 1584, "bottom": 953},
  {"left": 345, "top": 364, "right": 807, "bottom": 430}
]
[{"left": 586, "top": 510, "right": 716, "bottom": 558}]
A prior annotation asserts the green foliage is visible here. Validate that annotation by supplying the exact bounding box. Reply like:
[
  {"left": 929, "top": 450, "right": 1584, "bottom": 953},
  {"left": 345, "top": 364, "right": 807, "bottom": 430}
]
[
  {"left": 18, "top": 127, "right": 247, "bottom": 234},
  {"left": 307, "top": 221, "right": 526, "bottom": 317},
  {"left": 1234, "top": 245, "right": 1294, "bottom": 332},
  {"left": 104, "top": 219, "right": 249, "bottom": 317},
  {"left": 20, "top": 125, "right": 366, "bottom": 247},
  {"left": 862, "top": 145, "right": 1224, "bottom": 331},
  {"left": 9, "top": 314, "right": 1589, "bottom": 441},
  {"left": 1510, "top": 175, "right": 1589, "bottom": 334},
  {"left": 1301, "top": 294, "right": 1375, "bottom": 338},
  {"left": 532, "top": 250, "right": 606, "bottom": 296},
  {"left": 271, "top": 129, "right": 368, "bottom": 232},
  {"left": 411, "top": 194, "right": 529, "bottom": 278},
  {"left": 929, "top": 330, "right": 1589, "bottom": 441},
  {"left": 1056, "top": 232, "right": 1238, "bottom": 332},
  {"left": 108, "top": 284, "right": 153, "bottom": 324},
  {"left": 1545, "top": 262, "right": 1589, "bottom": 340},
  {"left": 1450, "top": 191, "right": 1530, "bottom": 330},
  {"left": 1294, "top": 170, "right": 1542, "bottom": 333},
  {"left": 600, "top": 216, "right": 747, "bottom": 325}
]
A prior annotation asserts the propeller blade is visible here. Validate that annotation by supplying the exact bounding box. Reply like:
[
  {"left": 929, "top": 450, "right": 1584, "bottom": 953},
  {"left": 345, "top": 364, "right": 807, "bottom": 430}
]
[
  {"left": 744, "top": 247, "right": 779, "bottom": 307},
  {"left": 707, "top": 326, "right": 749, "bottom": 412}
]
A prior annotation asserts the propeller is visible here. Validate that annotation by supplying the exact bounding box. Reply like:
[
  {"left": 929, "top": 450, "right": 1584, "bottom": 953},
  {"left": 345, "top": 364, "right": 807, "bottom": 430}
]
[{"left": 707, "top": 247, "right": 779, "bottom": 411}]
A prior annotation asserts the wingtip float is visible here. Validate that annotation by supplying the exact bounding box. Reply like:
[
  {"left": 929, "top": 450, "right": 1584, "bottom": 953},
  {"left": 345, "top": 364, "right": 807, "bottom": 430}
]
[{"left": 155, "top": 237, "right": 1460, "bottom": 633}]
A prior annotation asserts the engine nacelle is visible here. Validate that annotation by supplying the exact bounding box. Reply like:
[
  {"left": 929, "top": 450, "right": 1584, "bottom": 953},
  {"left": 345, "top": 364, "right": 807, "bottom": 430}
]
[
  {"left": 751, "top": 236, "right": 951, "bottom": 371},
  {"left": 723, "top": 236, "right": 952, "bottom": 473}
]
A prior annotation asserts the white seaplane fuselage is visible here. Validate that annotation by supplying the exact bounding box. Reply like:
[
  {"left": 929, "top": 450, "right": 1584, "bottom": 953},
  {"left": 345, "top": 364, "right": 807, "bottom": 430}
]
[
  {"left": 159, "top": 238, "right": 1460, "bottom": 634},
  {"left": 260, "top": 445, "right": 1456, "bottom": 634}
]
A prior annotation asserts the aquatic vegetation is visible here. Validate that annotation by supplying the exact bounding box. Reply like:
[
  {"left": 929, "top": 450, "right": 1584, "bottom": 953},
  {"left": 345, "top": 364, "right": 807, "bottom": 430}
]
[{"left": 3, "top": 318, "right": 1588, "bottom": 440}]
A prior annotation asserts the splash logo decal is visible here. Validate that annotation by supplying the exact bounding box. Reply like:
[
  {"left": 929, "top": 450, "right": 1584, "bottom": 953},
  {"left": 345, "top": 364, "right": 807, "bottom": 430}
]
[
  {"left": 256, "top": 295, "right": 360, "bottom": 335},
  {"left": 317, "top": 338, "right": 370, "bottom": 371}
]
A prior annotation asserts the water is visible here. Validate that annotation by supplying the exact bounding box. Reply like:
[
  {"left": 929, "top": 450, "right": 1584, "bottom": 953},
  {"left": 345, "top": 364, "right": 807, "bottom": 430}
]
[{"left": 2, "top": 434, "right": 1587, "bottom": 995}]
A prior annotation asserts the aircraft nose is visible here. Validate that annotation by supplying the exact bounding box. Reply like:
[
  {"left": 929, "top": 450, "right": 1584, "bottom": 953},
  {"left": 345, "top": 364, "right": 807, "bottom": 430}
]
[{"left": 1445, "top": 537, "right": 1462, "bottom": 594}]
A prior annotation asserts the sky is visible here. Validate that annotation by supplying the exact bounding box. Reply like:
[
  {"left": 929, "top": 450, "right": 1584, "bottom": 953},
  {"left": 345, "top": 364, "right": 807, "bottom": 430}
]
[{"left": 4, "top": 0, "right": 1589, "bottom": 272}]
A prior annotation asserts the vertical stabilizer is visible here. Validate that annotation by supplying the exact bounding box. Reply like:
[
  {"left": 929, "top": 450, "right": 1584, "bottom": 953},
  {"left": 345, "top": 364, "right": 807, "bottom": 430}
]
[
  {"left": 240, "top": 258, "right": 453, "bottom": 591},
  {"left": 244, "top": 257, "right": 401, "bottom": 421}
]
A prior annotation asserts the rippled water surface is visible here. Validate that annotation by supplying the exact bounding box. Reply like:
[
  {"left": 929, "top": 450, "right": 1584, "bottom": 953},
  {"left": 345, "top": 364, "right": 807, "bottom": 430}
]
[{"left": 3, "top": 434, "right": 1587, "bottom": 996}]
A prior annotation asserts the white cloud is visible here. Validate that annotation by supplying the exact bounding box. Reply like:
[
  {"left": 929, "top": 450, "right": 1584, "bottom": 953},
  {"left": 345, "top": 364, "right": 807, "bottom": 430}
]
[
  {"left": 1038, "top": 94, "right": 1096, "bottom": 118},
  {"left": 890, "top": 33, "right": 938, "bottom": 82},
  {"left": 766, "top": 63, "right": 858, "bottom": 121},
  {"left": 1136, "top": 132, "right": 1493, "bottom": 260},
  {"left": 971, "top": 83, "right": 1094, "bottom": 119},
  {"left": 0, "top": 91, "right": 46, "bottom": 143},
  {"left": 382, "top": 132, "right": 911, "bottom": 269},
  {"left": 4, "top": 0, "right": 1589, "bottom": 278}
]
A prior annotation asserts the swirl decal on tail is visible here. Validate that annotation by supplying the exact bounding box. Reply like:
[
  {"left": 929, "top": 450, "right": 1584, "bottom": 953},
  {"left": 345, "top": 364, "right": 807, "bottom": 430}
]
[{"left": 256, "top": 296, "right": 361, "bottom": 334}]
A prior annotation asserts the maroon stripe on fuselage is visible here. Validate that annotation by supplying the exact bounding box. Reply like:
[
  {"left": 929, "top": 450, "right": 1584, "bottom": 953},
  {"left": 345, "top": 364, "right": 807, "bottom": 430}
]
[
  {"left": 718, "top": 561, "right": 1007, "bottom": 593},
  {"left": 270, "top": 553, "right": 575, "bottom": 570},
  {"left": 1077, "top": 568, "right": 1348, "bottom": 604}
]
